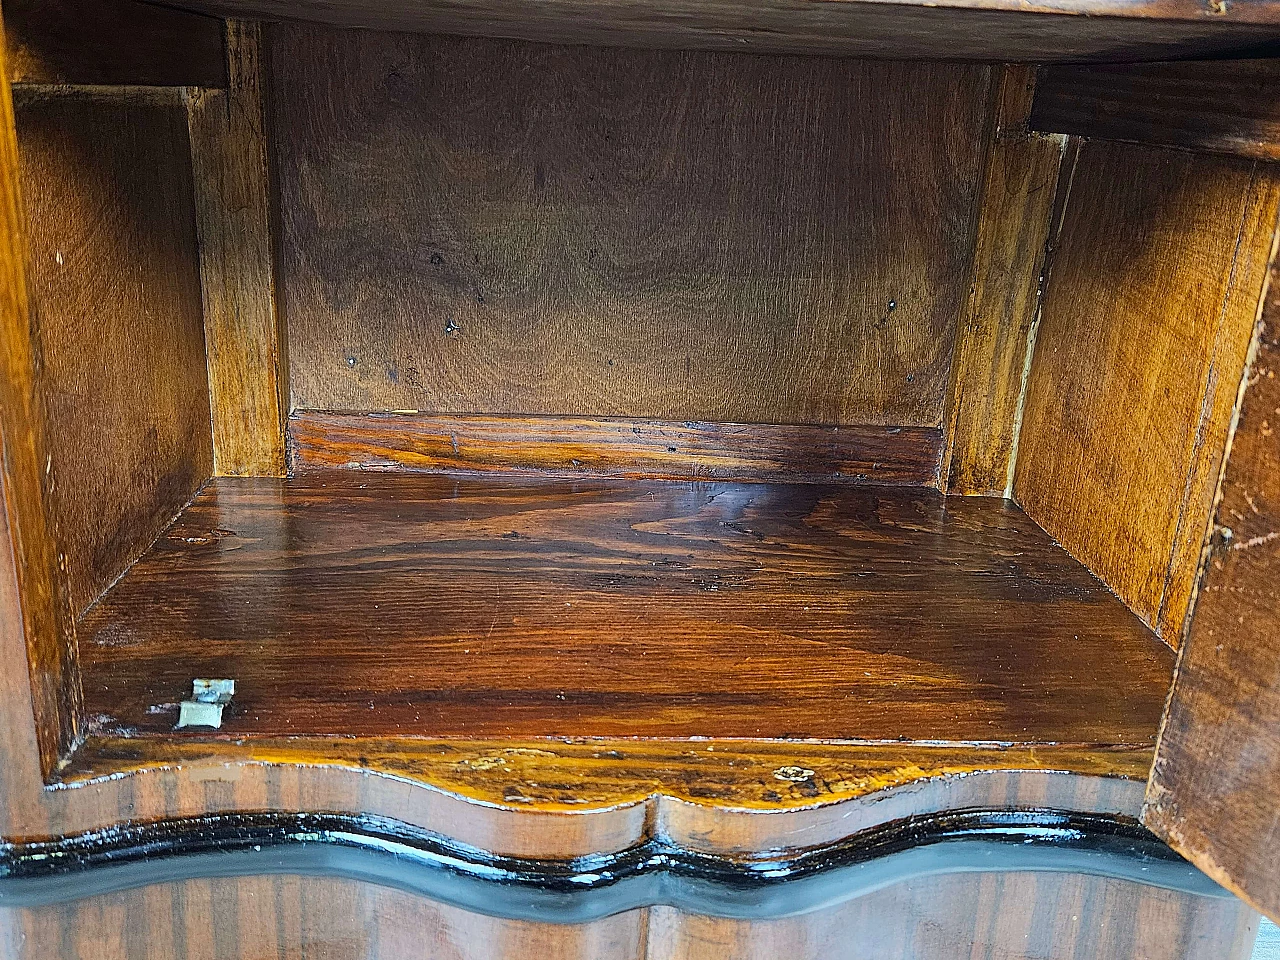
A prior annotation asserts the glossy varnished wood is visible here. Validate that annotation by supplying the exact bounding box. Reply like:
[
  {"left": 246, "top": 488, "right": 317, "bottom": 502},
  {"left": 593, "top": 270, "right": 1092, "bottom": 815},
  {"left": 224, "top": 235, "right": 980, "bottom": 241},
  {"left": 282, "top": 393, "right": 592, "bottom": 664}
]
[
  {"left": 1014, "top": 141, "right": 1279, "bottom": 644},
  {"left": 76, "top": 474, "right": 1174, "bottom": 744},
  {"left": 1032, "top": 59, "right": 1280, "bottom": 161},
  {"left": 1144, "top": 207, "right": 1280, "bottom": 922},
  {"left": 189, "top": 22, "right": 287, "bottom": 478},
  {"left": 14, "top": 89, "right": 214, "bottom": 618},
  {"left": 273, "top": 26, "right": 993, "bottom": 428},
  {"left": 289, "top": 412, "right": 944, "bottom": 485},
  {"left": 3, "top": 0, "right": 225, "bottom": 87},
  {"left": 169, "top": 0, "right": 1280, "bottom": 61}
]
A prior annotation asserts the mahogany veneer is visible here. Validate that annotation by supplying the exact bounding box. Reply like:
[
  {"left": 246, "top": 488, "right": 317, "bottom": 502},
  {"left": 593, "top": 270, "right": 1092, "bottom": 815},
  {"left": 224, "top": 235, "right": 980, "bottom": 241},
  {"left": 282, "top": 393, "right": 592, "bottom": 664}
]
[{"left": 77, "top": 473, "right": 1174, "bottom": 749}]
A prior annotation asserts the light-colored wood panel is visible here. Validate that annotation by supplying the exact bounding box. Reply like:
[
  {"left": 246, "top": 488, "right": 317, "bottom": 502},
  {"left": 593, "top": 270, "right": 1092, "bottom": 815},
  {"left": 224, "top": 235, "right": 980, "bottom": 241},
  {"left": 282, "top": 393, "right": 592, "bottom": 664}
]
[
  {"left": 1014, "top": 141, "right": 1279, "bottom": 645},
  {"left": 0, "top": 12, "right": 78, "bottom": 774},
  {"left": 14, "top": 89, "right": 213, "bottom": 616},
  {"left": 274, "top": 26, "right": 994, "bottom": 428},
  {"left": 1144, "top": 211, "right": 1280, "bottom": 923},
  {"left": 189, "top": 21, "right": 287, "bottom": 478},
  {"left": 944, "top": 66, "right": 1063, "bottom": 496}
]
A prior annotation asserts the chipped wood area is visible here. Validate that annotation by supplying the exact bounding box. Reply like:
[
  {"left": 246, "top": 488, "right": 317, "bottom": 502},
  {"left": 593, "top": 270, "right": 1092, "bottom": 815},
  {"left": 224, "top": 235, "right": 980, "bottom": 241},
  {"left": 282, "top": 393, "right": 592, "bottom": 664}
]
[
  {"left": 1144, "top": 213, "right": 1280, "bottom": 921},
  {"left": 289, "top": 411, "right": 945, "bottom": 485},
  {"left": 190, "top": 21, "right": 287, "bottom": 477},
  {"left": 65, "top": 735, "right": 1154, "bottom": 825},
  {"left": 943, "top": 65, "right": 1063, "bottom": 496}
]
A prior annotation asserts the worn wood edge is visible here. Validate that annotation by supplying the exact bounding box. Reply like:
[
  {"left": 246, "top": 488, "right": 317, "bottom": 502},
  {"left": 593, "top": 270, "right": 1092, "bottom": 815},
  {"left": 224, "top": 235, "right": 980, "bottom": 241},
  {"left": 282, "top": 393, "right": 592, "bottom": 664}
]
[
  {"left": 190, "top": 21, "right": 287, "bottom": 478},
  {"left": 60, "top": 736, "right": 1152, "bottom": 813},
  {"left": 1030, "top": 61, "right": 1280, "bottom": 162},
  {"left": 0, "top": 11, "right": 81, "bottom": 776},
  {"left": 288, "top": 412, "right": 945, "bottom": 485},
  {"left": 943, "top": 64, "right": 1064, "bottom": 496},
  {"left": 1156, "top": 167, "right": 1280, "bottom": 643}
]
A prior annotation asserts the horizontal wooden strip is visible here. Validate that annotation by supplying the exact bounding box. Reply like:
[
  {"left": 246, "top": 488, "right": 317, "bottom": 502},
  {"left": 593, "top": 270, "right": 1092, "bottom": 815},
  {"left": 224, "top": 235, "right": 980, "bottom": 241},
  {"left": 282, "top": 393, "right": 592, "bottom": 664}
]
[
  {"left": 289, "top": 412, "right": 944, "bottom": 485},
  {"left": 1031, "top": 60, "right": 1280, "bottom": 160},
  {"left": 5, "top": 0, "right": 226, "bottom": 88}
]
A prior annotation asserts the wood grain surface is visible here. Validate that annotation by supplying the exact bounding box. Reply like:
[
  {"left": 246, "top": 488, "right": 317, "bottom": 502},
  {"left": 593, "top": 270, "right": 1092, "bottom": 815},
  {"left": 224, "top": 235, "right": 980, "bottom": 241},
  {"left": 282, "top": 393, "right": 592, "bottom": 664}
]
[
  {"left": 14, "top": 89, "right": 213, "bottom": 618},
  {"left": 289, "top": 412, "right": 944, "bottom": 485},
  {"left": 0, "top": 14, "right": 78, "bottom": 773},
  {"left": 76, "top": 473, "right": 1174, "bottom": 744},
  {"left": 1014, "top": 141, "right": 1279, "bottom": 645},
  {"left": 1144, "top": 206, "right": 1280, "bottom": 923},
  {"left": 1032, "top": 59, "right": 1280, "bottom": 161},
  {"left": 164, "top": 0, "right": 1280, "bottom": 61},
  {"left": 943, "top": 66, "right": 1063, "bottom": 497},
  {"left": 0, "top": 865, "right": 1259, "bottom": 960},
  {"left": 272, "top": 26, "right": 993, "bottom": 428},
  {"left": 189, "top": 22, "right": 287, "bottom": 478},
  {"left": 4, "top": 0, "right": 225, "bottom": 87}
]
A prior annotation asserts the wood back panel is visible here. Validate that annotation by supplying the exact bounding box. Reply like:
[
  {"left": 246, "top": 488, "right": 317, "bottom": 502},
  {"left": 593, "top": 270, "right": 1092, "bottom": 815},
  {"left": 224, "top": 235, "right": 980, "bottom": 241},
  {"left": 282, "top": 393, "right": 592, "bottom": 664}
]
[
  {"left": 271, "top": 25, "right": 994, "bottom": 430},
  {"left": 1013, "top": 140, "right": 1280, "bottom": 646},
  {"left": 14, "top": 89, "right": 213, "bottom": 617}
]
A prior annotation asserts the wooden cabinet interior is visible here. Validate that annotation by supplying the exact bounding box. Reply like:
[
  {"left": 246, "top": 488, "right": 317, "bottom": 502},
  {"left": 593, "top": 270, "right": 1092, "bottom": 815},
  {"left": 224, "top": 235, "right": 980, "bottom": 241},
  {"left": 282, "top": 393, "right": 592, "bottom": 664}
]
[{"left": 1, "top": 0, "right": 1280, "bottom": 951}]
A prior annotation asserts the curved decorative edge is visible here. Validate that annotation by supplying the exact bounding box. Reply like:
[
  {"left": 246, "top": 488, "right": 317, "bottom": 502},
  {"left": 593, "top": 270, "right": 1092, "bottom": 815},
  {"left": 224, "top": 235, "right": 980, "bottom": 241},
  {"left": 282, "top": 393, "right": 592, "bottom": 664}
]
[{"left": 0, "top": 809, "right": 1231, "bottom": 921}]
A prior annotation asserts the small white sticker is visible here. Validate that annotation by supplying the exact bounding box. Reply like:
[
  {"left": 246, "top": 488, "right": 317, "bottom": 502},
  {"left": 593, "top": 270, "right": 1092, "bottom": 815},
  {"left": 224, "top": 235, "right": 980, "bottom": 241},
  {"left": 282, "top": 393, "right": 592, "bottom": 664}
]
[{"left": 176, "top": 700, "right": 224, "bottom": 729}]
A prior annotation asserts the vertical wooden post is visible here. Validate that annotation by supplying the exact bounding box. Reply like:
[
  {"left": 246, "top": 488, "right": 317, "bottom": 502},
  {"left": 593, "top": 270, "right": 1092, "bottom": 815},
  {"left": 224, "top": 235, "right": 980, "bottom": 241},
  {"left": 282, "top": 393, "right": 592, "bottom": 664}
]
[
  {"left": 0, "top": 11, "right": 81, "bottom": 775},
  {"left": 942, "top": 65, "right": 1064, "bottom": 497},
  {"left": 189, "top": 20, "right": 287, "bottom": 477}
]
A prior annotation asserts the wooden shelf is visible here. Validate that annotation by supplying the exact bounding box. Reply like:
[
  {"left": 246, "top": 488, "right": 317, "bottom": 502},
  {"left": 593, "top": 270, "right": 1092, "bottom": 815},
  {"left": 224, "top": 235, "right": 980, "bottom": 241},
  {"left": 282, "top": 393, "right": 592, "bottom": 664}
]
[{"left": 75, "top": 473, "right": 1174, "bottom": 757}]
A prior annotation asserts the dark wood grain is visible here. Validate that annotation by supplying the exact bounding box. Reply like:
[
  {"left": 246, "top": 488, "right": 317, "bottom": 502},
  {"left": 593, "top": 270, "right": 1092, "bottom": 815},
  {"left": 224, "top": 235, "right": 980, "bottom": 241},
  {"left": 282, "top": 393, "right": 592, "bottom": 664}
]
[
  {"left": 272, "top": 26, "right": 993, "bottom": 428},
  {"left": 4, "top": 0, "right": 225, "bottom": 87},
  {"left": 1, "top": 863, "right": 1258, "bottom": 960},
  {"left": 171, "top": 0, "right": 1280, "bottom": 61},
  {"left": 76, "top": 473, "right": 1174, "bottom": 743},
  {"left": 289, "top": 412, "right": 944, "bottom": 485},
  {"left": 15, "top": 89, "right": 214, "bottom": 617},
  {"left": 1032, "top": 60, "right": 1280, "bottom": 161},
  {"left": 1013, "top": 140, "right": 1279, "bottom": 645},
  {"left": 0, "top": 11, "right": 78, "bottom": 774},
  {"left": 189, "top": 22, "right": 287, "bottom": 478},
  {"left": 1144, "top": 210, "right": 1280, "bottom": 923}
]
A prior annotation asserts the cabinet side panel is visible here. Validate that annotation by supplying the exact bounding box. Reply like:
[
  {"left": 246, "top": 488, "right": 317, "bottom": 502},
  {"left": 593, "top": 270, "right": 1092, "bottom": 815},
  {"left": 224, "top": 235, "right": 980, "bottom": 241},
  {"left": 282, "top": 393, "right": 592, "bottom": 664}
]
[
  {"left": 272, "top": 26, "right": 993, "bottom": 431},
  {"left": 1144, "top": 219, "right": 1280, "bottom": 924},
  {"left": 15, "top": 90, "right": 213, "bottom": 617},
  {"left": 1013, "top": 141, "right": 1279, "bottom": 645}
]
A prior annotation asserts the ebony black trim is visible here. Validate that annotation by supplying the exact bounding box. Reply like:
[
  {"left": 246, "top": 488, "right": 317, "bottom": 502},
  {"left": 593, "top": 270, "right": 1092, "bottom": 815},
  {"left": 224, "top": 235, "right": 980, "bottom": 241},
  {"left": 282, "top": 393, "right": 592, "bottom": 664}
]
[{"left": 0, "top": 809, "right": 1231, "bottom": 920}]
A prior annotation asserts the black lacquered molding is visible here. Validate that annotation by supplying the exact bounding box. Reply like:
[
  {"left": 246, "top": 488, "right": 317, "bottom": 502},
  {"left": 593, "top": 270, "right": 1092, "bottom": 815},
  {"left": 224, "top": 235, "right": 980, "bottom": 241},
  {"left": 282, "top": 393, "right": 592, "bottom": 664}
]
[{"left": 0, "top": 809, "right": 1232, "bottom": 921}]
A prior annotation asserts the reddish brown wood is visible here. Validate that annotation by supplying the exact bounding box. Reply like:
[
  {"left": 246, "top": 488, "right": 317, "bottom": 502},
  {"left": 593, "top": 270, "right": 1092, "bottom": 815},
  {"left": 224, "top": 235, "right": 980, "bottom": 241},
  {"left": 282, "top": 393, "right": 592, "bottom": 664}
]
[
  {"left": 77, "top": 474, "right": 1174, "bottom": 744},
  {"left": 1144, "top": 212, "right": 1280, "bottom": 923},
  {"left": 1032, "top": 60, "right": 1280, "bottom": 161},
  {"left": 289, "top": 412, "right": 944, "bottom": 485}
]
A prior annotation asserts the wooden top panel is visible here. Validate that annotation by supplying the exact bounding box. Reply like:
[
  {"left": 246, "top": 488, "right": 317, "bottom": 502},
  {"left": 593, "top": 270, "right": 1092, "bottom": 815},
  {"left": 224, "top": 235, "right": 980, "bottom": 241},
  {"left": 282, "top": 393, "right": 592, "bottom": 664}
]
[
  {"left": 78, "top": 474, "right": 1174, "bottom": 745},
  {"left": 273, "top": 27, "right": 992, "bottom": 427},
  {"left": 170, "top": 0, "right": 1280, "bottom": 61}
]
